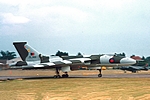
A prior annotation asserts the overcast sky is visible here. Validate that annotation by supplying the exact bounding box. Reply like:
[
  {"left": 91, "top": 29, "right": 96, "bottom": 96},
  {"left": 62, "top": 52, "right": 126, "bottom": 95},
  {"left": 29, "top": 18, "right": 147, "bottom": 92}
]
[{"left": 0, "top": 0, "right": 150, "bottom": 57}]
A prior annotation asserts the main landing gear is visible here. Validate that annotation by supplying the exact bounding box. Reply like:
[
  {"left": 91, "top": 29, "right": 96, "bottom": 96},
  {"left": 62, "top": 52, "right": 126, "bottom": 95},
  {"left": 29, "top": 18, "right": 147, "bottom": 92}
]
[
  {"left": 53, "top": 68, "right": 69, "bottom": 78},
  {"left": 53, "top": 68, "right": 61, "bottom": 78},
  {"left": 53, "top": 68, "right": 102, "bottom": 78},
  {"left": 98, "top": 69, "right": 102, "bottom": 77},
  {"left": 62, "top": 72, "right": 69, "bottom": 78}
]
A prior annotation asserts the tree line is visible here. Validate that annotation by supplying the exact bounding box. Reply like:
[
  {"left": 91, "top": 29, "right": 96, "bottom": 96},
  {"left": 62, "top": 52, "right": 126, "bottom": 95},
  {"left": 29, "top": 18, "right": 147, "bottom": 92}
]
[{"left": 0, "top": 51, "right": 16, "bottom": 60}]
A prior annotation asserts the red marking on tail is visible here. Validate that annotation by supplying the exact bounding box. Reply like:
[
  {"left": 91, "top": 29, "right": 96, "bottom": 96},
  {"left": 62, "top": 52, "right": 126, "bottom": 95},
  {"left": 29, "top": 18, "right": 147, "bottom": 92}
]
[{"left": 31, "top": 52, "right": 34, "bottom": 56}]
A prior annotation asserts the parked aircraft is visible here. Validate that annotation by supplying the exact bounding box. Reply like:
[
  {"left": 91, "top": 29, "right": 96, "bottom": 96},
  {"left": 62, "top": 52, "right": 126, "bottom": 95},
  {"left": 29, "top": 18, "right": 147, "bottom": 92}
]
[
  {"left": 10, "top": 42, "right": 136, "bottom": 78},
  {"left": 120, "top": 66, "right": 149, "bottom": 73}
]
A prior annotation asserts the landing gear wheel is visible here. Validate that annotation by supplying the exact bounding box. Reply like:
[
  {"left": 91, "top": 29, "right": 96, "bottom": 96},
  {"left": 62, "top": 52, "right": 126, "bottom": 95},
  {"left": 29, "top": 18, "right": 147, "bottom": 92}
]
[
  {"left": 62, "top": 74, "right": 69, "bottom": 78},
  {"left": 53, "top": 75, "right": 61, "bottom": 78},
  {"left": 54, "top": 68, "right": 61, "bottom": 78},
  {"left": 132, "top": 70, "right": 137, "bottom": 73},
  {"left": 98, "top": 74, "right": 102, "bottom": 77},
  {"left": 98, "top": 69, "right": 102, "bottom": 77},
  {"left": 62, "top": 72, "right": 69, "bottom": 78}
]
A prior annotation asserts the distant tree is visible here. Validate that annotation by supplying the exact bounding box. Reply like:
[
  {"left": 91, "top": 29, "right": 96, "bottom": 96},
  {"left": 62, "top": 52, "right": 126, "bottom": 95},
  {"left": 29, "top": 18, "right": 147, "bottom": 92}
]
[
  {"left": 130, "top": 55, "right": 135, "bottom": 58},
  {"left": 77, "top": 52, "right": 82, "bottom": 56},
  {"left": 122, "top": 52, "right": 126, "bottom": 57},
  {"left": 137, "top": 56, "right": 147, "bottom": 66},
  {"left": 146, "top": 57, "right": 150, "bottom": 66},
  {"left": 55, "top": 50, "right": 68, "bottom": 57},
  {"left": 142, "top": 56, "right": 146, "bottom": 60},
  {"left": 115, "top": 52, "right": 126, "bottom": 57},
  {"left": 146, "top": 56, "right": 150, "bottom": 62},
  {"left": 0, "top": 50, "right": 16, "bottom": 60}
]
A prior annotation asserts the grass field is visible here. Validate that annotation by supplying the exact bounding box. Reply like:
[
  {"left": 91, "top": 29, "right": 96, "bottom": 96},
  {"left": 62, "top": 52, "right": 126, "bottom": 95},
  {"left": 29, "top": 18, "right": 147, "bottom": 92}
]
[{"left": 0, "top": 70, "right": 150, "bottom": 100}]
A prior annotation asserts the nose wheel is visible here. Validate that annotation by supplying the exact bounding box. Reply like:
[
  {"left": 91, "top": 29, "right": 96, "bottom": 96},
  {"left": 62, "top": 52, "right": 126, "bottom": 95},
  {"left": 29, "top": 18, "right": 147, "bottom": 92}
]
[
  {"left": 98, "top": 74, "right": 102, "bottom": 77},
  {"left": 98, "top": 69, "right": 102, "bottom": 77}
]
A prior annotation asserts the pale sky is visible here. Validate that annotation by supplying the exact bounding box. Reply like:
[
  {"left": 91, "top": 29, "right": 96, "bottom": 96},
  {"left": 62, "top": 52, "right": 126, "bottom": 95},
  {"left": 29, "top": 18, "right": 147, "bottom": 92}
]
[{"left": 0, "top": 0, "right": 150, "bottom": 57}]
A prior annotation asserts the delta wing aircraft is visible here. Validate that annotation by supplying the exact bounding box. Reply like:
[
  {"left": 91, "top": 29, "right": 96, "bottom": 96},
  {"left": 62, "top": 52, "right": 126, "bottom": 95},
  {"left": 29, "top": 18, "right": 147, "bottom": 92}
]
[
  {"left": 10, "top": 42, "right": 136, "bottom": 78},
  {"left": 120, "top": 66, "right": 149, "bottom": 73}
]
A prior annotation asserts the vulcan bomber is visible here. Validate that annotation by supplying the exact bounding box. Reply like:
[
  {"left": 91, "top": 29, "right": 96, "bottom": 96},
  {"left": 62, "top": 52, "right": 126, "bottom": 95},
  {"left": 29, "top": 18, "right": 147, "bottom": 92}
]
[{"left": 10, "top": 42, "right": 136, "bottom": 78}]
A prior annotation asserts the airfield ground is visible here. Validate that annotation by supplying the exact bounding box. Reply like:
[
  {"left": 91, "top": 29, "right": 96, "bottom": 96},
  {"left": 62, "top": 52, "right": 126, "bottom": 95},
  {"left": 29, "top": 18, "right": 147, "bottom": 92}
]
[{"left": 0, "top": 70, "right": 150, "bottom": 100}]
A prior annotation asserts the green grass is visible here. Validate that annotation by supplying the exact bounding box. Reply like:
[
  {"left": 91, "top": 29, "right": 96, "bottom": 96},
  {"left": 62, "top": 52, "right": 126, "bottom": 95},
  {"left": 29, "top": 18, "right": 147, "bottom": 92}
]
[{"left": 0, "top": 78, "right": 150, "bottom": 100}]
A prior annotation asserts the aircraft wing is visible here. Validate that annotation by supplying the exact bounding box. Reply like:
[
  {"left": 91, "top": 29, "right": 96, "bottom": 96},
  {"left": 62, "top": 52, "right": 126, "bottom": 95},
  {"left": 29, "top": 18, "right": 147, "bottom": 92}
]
[
  {"left": 22, "top": 60, "right": 134, "bottom": 69},
  {"left": 128, "top": 66, "right": 140, "bottom": 70},
  {"left": 22, "top": 58, "right": 91, "bottom": 69},
  {"left": 129, "top": 66, "right": 149, "bottom": 70},
  {"left": 88, "top": 63, "right": 136, "bottom": 67}
]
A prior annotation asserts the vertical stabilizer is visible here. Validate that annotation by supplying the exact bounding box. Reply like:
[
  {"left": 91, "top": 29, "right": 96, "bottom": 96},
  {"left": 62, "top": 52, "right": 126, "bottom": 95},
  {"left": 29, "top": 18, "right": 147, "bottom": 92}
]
[{"left": 13, "top": 42, "right": 40, "bottom": 61}]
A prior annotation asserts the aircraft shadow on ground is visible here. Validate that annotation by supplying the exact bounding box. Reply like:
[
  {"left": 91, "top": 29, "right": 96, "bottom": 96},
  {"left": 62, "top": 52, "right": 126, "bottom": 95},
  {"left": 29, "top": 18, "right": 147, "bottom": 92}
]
[{"left": 0, "top": 76, "right": 98, "bottom": 81}]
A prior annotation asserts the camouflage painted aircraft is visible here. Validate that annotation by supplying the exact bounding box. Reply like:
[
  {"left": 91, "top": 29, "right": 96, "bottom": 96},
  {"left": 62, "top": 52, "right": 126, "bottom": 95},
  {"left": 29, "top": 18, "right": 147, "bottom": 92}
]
[
  {"left": 10, "top": 42, "right": 136, "bottom": 78},
  {"left": 120, "top": 66, "right": 149, "bottom": 73}
]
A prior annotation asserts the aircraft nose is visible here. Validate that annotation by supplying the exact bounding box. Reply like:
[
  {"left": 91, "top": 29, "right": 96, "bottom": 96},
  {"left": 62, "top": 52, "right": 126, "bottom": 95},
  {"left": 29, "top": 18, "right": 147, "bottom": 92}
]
[{"left": 120, "top": 57, "right": 136, "bottom": 65}]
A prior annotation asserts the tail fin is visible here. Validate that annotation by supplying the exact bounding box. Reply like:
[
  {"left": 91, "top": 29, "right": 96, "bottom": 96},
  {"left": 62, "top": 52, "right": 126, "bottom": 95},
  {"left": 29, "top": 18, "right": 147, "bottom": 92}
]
[{"left": 13, "top": 42, "right": 40, "bottom": 61}]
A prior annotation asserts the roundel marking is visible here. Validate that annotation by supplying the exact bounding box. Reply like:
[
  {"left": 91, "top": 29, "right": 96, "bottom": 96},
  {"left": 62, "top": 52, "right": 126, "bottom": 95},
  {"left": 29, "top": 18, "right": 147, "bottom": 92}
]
[
  {"left": 109, "top": 58, "right": 115, "bottom": 63},
  {"left": 31, "top": 52, "right": 35, "bottom": 56}
]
